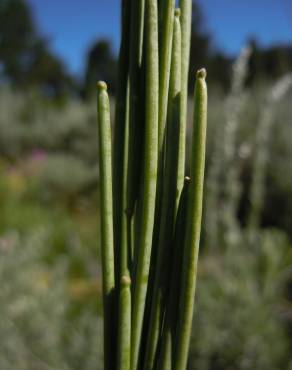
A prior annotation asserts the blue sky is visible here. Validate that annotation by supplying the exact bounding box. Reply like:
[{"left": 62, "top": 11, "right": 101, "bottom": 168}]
[{"left": 27, "top": 0, "right": 292, "bottom": 76}]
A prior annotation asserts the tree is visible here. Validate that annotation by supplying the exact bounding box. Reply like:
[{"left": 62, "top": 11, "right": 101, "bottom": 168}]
[
  {"left": 189, "top": 1, "right": 230, "bottom": 91},
  {"left": 0, "top": 0, "right": 36, "bottom": 85},
  {"left": 83, "top": 39, "right": 117, "bottom": 97},
  {"left": 0, "top": 0, "right": 72, "bottom": 97},
  {"left": 29, "top": 40, "right": 74, "bottom": 97}
]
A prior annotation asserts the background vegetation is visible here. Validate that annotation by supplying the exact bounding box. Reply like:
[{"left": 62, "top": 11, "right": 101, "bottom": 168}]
[{"left": 0, "top": 0, "right": 291, "bottom": 369}]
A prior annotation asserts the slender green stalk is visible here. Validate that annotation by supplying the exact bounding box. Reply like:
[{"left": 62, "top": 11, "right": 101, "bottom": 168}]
[
  {"left": 179, "top": 0, "right": 192, "bottom": 104},
  {"left": 158, "top": 177, "right": 190, "bottom": 370},
  {"left": 127, "top": 0, "right": 145, "bottom": 217},
  {"left": 158, "top": 0, "right": 175, "bottom": 151},
  {"left": 178, "top": 0, "right": 192, "bottom": 190},
  {"left": 117, "top": 76, "right": 130, "bottom": 290},
  {"left": 151, "top": 0, "right": 175, "bottom": 273},
  {"left": 174, "top": 69, "right": 207, "bottom": 370},
  {"left": 131, "top": 0, "right": 159, "bottom": 369},
  {"left": 148, "top": 0, "right": 175, "bottom": 318},
  {"left": 117, "top": 276, "right": 132, "bottom": 370},
  {"left": 113, "top": 0, "right": 131, "bottom": 288},
  {"left": 97, "top": 81, "right": 116, "bottom": 370},
  {"left": 143, "top": 10, "right": 181, "bottom": 370},
  {"left": 117, "top": 84, "right": 132, "bottom": 370},
  {"left": 113, "top": 4, "right": 132, "bottom": 368}
]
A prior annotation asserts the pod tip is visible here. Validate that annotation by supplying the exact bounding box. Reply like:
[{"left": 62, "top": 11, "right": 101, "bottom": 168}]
[
  {"left": 97, "top": 81, "right": 107, "bottom": 90},
  {"left": 174, "top": 8, "right": 181, "bottom": 17},
  {"left": 196, "top": 68, "right": 207, "bottom": 79}
]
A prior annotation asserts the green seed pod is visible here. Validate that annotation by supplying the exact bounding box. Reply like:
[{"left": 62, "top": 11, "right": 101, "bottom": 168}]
[
  {"left": 130, "top": 0, "right": 159, "bottom": 368},
  {"left": 113, "top": 0, "right": 131, "bottom": 290},
  {"left": 97, "top": 82, "right": 116, "bottom": 370},
  {"left": 143, "top": 10, "right": 182, "bottom": 370},
  {"left": 126, "top": 0, "right": 145, "bottom": 217},
  {"left": 178, "top": 0, "right": 192, "bottom": 192},
  {"left": 174, "top": 69, "right": 207, "bottom": 370},
  {"left": 158, "top": 176, "right": 190, "bottom": 370}
]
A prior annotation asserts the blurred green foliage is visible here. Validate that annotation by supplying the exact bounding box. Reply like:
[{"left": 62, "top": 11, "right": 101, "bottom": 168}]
[
  {"left": 190, "top": 229, "right": 292, "bottom": 370},
  {"left": 0, "top": 229, "right": 103, "bottom": 370}
]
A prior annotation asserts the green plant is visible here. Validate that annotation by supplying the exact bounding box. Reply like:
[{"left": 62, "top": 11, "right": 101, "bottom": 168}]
[
  {"left": 0, "top": 229, "right": 103, "bottom": 370},
  {"left": 97, "top": 1, "right": 207, "bottom": 369},
  {"left": 189, "top": 229, "right": 291, "bottom": 370}
]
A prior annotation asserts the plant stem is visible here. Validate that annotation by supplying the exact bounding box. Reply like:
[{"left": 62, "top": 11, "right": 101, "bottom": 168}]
[
  {"left": 131, "top": 0, "right": 159, "bottom": 369},
  {"left": 113, "top": 0, "right": 131, "bottom": 290},
  {"left": 117, "top": 276, "right": 132, "bottom": 370},
  {"left": 127, "top": 0, "right": 145, "bottom": 217},
  {"left": 178, "top": 0, "right": 192, "bottom": 186},
  {"left": 143, "top": 10, "right": 181, "bottom": 370},
  {"left": 113, "top": 4, "right": 132, "bottom": 368},
  {"left": 150, "top": 0, "right": 175, "bottom": 287},
  {"left": 174, "top": 69, "right": 207, "bottom": 370},
  {"left": 97, "top": 81, "right": 116, "bottom": 370},
  {"left": 158, "top": 0, "right": 175, "bottom": 151},
  {"left": 116, "top": 83, "right": 132, "bottom": 370},
  {"left": 158, "top": 177, "right": 190, "bottom": 370},
  {"left": 148, "top": 0, "right": 175, "bottom": 329}
]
